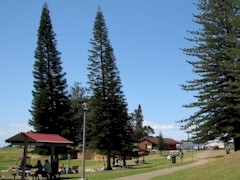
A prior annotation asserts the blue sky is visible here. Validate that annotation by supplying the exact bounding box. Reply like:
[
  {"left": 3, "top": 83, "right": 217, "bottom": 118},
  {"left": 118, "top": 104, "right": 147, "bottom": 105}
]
[{"left": 0, "top": 0, "right": 198, "bottom": 147}]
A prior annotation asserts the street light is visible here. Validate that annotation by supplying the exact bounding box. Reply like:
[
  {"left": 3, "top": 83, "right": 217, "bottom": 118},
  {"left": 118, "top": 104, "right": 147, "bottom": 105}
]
[{"left": 81, "top": 103, "right": 87, "bottom": 180}]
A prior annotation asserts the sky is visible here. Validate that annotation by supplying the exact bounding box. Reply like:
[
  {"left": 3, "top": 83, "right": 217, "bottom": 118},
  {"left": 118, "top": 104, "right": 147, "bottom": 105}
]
[{"left": 0, "top": 0, "right": 199, "bottom": 147}]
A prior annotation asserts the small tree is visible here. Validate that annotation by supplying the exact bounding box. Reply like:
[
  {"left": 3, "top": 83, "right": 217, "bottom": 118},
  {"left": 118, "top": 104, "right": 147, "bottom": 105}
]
[
  {"left": 131, "top": 105, "right": 154, "bottom": 142},
  {"left": 68, "top": 82, "right": 89, "bottom": 145},
  {"left": 158, "top": 132, "right": 164, "bottom": 155}
]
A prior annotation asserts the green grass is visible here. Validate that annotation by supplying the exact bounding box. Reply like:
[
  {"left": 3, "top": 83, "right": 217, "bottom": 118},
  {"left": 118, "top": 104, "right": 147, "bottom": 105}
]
[
  {"left": 0, "top": 148, "right": 196, "bottom": 179},
  {"left": 0, "top": 148, "right": 24, "bottom": 170},
  {"left": 3, "top": 148, "right": 239, "bottom": 179},
  {"left": 150, "top": 150, "right": 240, "bottom": 180}
]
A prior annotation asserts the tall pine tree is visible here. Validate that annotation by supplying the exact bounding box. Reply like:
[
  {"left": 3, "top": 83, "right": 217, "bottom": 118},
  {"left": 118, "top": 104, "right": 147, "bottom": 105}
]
[
  {"left": 29, "top": 3, "right": 70, "bottom": 137},
  {"left": 180, "top": 0, "right": 240, "bottom": 150},
  {"left": 87, "top": 8, "right": 131, "bottom": 169}
]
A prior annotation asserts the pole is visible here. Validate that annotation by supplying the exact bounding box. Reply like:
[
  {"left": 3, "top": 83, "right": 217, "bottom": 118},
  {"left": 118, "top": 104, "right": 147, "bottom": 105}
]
[
  {"left": 22, "top": 135, "right": 28, "bottom": 180},
  {"left": 81, "top": 103, "right": 87, "bottom": 180},
  {"left": 191, "top": 145, "right": 193, "bottom": 161},
  {"left": 68, "top": 153, "right": 70, "bottom": 170}
]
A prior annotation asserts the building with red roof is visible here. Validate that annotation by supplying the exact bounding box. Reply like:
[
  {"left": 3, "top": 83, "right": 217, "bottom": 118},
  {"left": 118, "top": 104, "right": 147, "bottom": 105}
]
[{"left": 138, "top": 136, "right": 182, "bottom": 151}]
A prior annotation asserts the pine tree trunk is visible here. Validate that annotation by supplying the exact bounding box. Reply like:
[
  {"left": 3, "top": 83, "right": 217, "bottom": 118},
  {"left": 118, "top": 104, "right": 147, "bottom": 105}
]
[
  {"left": 234, "top": 137, "right": 240, "bottom": 151},
  {"left": 112, "top": 155, "right": 115, "bottom": 167},
  {"left": 106, "top": 150, "right": 112, "bottom": 170},
  {"left": 122, "top": 155, "right": 126, "bottom": 167}
]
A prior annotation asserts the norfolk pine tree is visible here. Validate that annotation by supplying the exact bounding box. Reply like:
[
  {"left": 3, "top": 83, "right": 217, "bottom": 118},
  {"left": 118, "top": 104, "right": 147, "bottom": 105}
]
[
  {"left": 29, "top": 4, "right": 70, "bottom": 138},
  {"left": 105, "top": 45, "right": 133, "bottom": 166},
  {"left": 180, "top": 0, "right": 240, "bottom": 150},
  {"left": 87, "top": 8, "right": 132, "bottom": 169}
]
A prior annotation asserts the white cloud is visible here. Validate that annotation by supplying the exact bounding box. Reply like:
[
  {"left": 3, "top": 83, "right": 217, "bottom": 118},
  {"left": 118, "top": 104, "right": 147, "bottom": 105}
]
[
  {"left": 143, "top": 120, "right": 187, "bottom": 141},
  {"left": 0, "top": 123, "right": 33, "bottom": 147},
  {"left": 144, "top": 121, "right": 176, "bottom": 130},
  {"left": 9, "top": 123, "right": 30, "bottom": 129},
  {"left": 143, "top": 120, "right": 177, "bottom": 130}
]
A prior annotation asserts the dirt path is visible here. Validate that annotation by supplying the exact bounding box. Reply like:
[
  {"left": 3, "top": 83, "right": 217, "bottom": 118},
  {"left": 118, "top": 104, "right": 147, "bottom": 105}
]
[{"left": 115, "top": 151, "right": 210, "bottom": 180}]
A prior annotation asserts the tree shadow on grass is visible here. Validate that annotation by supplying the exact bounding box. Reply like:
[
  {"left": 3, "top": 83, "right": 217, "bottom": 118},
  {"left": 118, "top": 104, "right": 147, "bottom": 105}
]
[
  {"left": 125, "top": 164, "right": 155, "bottom": 170},
  {"left": 209, "top": 155, "right": 225, "bottom": 159},
  {"left": 57, "top": 176, "right": 83, "bottom": 179},
  {"left": 198, "top": 155, "right": 225, "bottom": 160}
]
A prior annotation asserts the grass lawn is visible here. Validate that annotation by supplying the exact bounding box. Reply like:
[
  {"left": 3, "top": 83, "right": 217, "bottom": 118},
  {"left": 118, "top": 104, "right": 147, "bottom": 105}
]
[
  {"left": 150, "top": 150, "right": 240, "bottom": 180},
  {"left": 0, "top": 148, "right": 25, "bottom": 170},
  {"left": 2, "top": 148, "right": 239, "bottom": 179},
  {"left": 0, "top": 148, "right": 196, "bottom": 179}
]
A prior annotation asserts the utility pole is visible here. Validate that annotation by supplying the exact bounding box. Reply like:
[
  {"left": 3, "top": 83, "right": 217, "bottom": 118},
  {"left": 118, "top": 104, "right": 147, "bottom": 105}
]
[{"left": 81, "top": 103, "right": 87, "bottom": 180}]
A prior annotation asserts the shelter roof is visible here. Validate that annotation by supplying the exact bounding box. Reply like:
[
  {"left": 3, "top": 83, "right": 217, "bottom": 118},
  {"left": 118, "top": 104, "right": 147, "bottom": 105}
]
[{"left": 6, "top": 132, "right": 73, "bottom": 145}]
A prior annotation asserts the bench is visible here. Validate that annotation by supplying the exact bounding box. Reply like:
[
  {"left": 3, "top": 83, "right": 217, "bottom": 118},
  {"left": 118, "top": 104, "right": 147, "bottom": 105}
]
[
  {"left": 29, "top": 171, "right": 48, "bottom": 180},
  {"left": 30, "top": 172, "right": 39, "bottom": 180},
  {"left": 72, "top": 166, "right": 79, "bottom": 174},
  {"left": 30, "top": 171, "right": 60, "bottom": 180}
]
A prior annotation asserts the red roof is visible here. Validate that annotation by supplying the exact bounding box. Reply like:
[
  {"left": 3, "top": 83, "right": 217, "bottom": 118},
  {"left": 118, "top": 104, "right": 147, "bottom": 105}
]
[
  {"left": 6, "top": 132, "right": 73, "bottom": 145},
  {"left": 138, "top": 151, "right": 145, "bottom": 155},
  {"left": 138, "top": 136, "right": 158, "bottom": 144},
  {"left": 164, "top": 138, "right": 182, "bottom": 145},
  {"left": 138, "top": 136, "right": 182, "bottom": 145}
]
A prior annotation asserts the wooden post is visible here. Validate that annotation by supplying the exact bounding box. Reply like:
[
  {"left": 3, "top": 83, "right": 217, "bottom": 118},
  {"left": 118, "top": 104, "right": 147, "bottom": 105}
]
[
  {"left": 51, "top": 146, "right": 55, "bottom": 164},
  {"left": 51, "top": 146, "right": 55, "bottom": 173},
  {"left": 51, "top": 146, "right": 59, "bottom": 175},
  {"left": 68, "top": 153, "right": 71, "bottom": 170},
  {"left": 21, "top": 134, "right": 28, "bottom": 180}
]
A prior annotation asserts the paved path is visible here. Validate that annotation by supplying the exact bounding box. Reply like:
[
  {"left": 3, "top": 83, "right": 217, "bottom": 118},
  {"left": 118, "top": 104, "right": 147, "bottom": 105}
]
[{"left": 115, "top": 152, "right": 209, "bottom": 180}]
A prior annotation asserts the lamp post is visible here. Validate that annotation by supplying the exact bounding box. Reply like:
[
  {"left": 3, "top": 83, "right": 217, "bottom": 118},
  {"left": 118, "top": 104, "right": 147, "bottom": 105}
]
[{"left": 81, "top": 103, "right": 87, "bottom": 180}]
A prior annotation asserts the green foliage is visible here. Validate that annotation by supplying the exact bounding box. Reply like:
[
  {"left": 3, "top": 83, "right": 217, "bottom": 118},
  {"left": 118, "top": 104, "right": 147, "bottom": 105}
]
[
  {"left": 180, "top": 0, "right": 240, "bottom": 148},
  {"left": 29, "top": 3, "right": 70, "bottom": 138}
]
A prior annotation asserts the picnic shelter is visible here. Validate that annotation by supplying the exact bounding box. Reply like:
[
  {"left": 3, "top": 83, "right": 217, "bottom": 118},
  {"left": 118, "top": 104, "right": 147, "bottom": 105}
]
[{"left": 5, "top": 132, "right": 73, "bottom": 179}]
